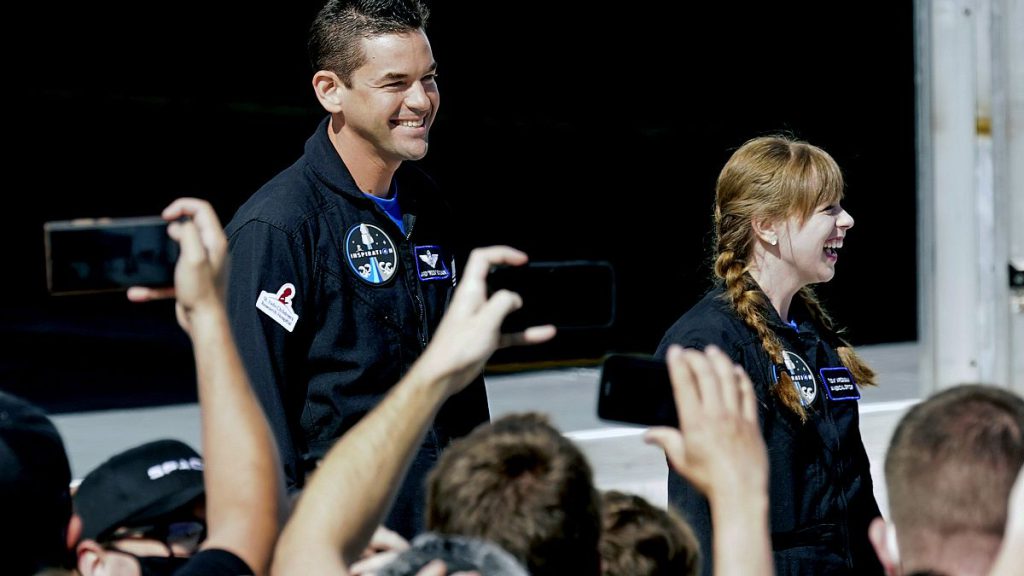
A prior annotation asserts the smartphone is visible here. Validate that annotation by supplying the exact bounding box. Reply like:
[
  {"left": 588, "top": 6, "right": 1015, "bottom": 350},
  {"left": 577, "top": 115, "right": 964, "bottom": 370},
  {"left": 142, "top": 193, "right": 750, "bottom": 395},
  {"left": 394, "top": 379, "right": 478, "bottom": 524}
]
[
  {"left": 44, "top": 216, "right": 179, "bottom": 295},
  {"left": 486, "top": 260, "right": 616, "bottom": 332},
  {"left": 597, "top": 354, "right": 678, "bottom": 427}
]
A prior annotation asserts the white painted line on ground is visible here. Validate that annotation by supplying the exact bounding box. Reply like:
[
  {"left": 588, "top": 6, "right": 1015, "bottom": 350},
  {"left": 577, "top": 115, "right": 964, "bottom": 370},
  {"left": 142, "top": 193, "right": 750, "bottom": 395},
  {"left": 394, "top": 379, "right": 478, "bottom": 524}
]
[
  {"left": 859, "top": 399, "right": 920, "bottom": 414},
  {"left": 566, "top": 399, "right": 921, "bottom": 441},
  {"left": 565, "top": 427, "right": 648, "bottom": 441}
]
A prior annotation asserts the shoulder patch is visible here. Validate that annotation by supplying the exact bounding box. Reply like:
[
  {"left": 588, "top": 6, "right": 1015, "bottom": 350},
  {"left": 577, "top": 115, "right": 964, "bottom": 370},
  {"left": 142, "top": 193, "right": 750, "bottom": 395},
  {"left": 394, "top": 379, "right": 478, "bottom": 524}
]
[{"left": 256, "top": 283, "right": 299, "bottom": 332}]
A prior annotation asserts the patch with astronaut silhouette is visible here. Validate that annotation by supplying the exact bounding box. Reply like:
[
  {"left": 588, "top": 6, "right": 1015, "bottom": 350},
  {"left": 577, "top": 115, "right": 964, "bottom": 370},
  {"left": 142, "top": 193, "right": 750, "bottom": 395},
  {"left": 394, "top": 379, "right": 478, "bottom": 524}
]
[{"left": 345, "top": 223, "right": 398, "bottom": 285}]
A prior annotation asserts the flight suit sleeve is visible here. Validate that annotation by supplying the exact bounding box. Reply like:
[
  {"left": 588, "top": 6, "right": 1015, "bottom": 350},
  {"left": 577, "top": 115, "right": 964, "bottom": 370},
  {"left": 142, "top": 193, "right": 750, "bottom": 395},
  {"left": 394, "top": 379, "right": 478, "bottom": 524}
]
[{"left": 226, "top": 220, "right": 312, "bottom": 491}]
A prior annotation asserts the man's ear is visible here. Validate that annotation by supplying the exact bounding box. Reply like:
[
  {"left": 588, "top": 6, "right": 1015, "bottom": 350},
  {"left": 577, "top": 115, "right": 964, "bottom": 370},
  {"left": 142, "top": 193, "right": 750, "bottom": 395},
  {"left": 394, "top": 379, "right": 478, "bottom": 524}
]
[
  {"left": 868, "top": 516, "right": 900, "bottom": 576},
  {"left": 312, "top": 70, "right": 345, "bottom": 113},
  {"left": 76, "top": 538, "right": 106, "bottom": 576},
  {"left": 66, "top": 513, "right": 82, "bottom": 553}
]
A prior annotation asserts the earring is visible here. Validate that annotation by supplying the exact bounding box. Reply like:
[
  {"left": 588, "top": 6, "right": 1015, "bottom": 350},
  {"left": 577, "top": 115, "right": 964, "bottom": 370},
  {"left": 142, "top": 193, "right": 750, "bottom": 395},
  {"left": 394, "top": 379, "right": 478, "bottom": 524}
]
[{"left": 769, "top": 236, "right": 778, "bottom": 246}]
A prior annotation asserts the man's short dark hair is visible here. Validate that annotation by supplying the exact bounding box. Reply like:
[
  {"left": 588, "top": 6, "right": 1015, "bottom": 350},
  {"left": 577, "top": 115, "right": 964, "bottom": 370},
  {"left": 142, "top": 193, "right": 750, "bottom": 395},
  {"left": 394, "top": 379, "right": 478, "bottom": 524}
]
[
  {"left": 308, "top": 0, "right": 431, "bottom": 85},
  {"left": 886, "top": 384, "right": 1024, "bottom": 541},
  {"left": 426, "top": 412, "right": 602, "bottom": 576},
  {"left": 0, "top": 392, "right": 73, "bottom": 574},
  {"left": 599, "top": 490, "right": 701, "bottom": 576}
]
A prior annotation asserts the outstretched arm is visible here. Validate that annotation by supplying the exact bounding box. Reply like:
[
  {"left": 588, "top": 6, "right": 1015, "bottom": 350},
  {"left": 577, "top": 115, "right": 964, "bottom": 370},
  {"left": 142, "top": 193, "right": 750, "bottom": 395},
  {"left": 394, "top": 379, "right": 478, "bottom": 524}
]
[
  {"left": 130, "top": 198, "right": 285, "bottom": 576},
  {"left": 272, "top": 246, "right": 555, "bottom": 576},
  {"left": 645, "top": 345, "right": 773, "bottom": 576}
]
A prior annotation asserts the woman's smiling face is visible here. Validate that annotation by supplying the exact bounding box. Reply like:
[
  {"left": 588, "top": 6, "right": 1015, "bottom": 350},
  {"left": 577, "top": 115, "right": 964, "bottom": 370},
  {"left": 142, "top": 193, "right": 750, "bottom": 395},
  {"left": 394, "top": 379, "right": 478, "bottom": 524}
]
[{"left": 775, "top": 202, "right": 855, "bottom": 287}]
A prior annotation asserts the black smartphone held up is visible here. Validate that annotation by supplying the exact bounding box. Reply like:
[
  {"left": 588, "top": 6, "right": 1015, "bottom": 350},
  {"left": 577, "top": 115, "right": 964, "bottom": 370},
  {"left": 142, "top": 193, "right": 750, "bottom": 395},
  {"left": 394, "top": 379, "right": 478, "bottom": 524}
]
[
  {"left": 597, "top": 354, "right": 678, "bottom": 427},
  {"left": 486, "top": 260, "right": 616, "bottom": 333},
  {"left": 44, "top": 216, "right": 180, "bottom": 295}
]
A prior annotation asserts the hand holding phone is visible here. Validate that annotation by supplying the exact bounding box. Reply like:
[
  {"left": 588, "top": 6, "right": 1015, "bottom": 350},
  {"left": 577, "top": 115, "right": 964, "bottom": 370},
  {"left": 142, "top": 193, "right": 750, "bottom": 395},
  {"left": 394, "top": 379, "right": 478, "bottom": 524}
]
[
  {"left": 44, "top": 216, "right": 179, "bottom": 295},
  {"left": 486, "top": 260, "right": 616, "bottom": 333},
  {"left": 597, "top": 354, "right": 678, "bottom": 427}
]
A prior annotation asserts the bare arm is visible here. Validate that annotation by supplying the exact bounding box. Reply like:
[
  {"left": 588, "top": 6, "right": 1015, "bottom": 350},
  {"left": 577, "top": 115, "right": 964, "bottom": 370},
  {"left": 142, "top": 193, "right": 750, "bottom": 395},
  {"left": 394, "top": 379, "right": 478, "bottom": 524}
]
[
  {"left": 645, "top": 345, "right": 774, "bottom": 576},
  {"left": 129, "top": 198, "right": 285, "bottom": 576},
  {"left": 271, "top": 246, "right": 555, "bottom": 576}
]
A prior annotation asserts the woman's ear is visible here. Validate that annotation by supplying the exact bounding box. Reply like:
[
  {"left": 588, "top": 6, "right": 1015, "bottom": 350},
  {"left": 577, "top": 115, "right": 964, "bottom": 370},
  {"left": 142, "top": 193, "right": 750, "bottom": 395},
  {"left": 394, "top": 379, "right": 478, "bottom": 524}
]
[{"left": 752, "top": 218, "right": 779, "bottom": 247}]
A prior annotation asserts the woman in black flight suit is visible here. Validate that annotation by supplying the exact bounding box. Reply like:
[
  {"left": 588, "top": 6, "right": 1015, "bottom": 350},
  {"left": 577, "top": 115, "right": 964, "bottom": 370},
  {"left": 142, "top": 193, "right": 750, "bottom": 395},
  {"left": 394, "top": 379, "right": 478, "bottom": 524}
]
[{"left": 656, "top": 135, "right": 884, "bottom": 576}]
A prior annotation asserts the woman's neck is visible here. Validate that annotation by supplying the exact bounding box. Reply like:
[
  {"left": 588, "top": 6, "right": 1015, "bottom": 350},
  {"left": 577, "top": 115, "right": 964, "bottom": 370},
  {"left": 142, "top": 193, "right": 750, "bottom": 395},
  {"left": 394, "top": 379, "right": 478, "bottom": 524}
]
[{"left": 747, "top": 265, "right": 800, "bottom": 323}]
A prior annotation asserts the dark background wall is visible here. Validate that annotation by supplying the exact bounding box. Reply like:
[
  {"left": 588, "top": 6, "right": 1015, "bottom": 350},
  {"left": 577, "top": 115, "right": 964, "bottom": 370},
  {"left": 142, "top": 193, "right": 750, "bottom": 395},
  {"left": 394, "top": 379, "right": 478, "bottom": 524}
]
[{"left": 2, "top": 2, "right": 917, "bottom": 411}]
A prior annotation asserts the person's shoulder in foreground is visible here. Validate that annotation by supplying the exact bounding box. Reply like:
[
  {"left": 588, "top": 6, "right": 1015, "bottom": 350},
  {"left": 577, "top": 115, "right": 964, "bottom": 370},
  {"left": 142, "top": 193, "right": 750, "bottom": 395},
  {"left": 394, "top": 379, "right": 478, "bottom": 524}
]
[{"left": 0, "top": 391, "right": 74, "bottom": 575}]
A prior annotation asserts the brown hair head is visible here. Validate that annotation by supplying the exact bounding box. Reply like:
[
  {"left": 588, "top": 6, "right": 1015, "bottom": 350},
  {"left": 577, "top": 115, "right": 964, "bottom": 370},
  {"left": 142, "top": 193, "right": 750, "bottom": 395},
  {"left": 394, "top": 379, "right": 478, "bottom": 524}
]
[
  {"left": 599, "top": 490, "right": 700, "bottom": 576},
  {"left": 426, "top": 412, "right": 602, "bottom": 576},
  {"left": 886, "top": 385, "right": 1024, "bottom": 545},
  {"left": 712, "top": 135, "right": 875, "bottom": 419}
]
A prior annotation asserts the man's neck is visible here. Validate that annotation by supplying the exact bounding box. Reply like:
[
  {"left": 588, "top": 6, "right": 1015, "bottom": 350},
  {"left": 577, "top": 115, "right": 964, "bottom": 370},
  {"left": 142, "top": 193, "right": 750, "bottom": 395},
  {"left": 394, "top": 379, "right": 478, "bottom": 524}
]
[
  {"left": 327, "top": 116, "right": 399, "bottom": 198},
  {"left": 901, "top": 532, "right": 1002, "bottom": 576}
]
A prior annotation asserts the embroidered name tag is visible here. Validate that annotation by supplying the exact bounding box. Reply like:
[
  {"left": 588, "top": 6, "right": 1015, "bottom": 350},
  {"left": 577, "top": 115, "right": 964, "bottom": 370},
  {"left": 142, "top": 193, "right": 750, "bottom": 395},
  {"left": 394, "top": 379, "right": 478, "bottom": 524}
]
[
  {"left": 256, "top": 283, "right": 299, "bottom": 332},
  {"left": 819, "top": 367, "right": 861, "bottom": 401},
  {"left": 415, "top": 245, "right": 451, "bottom": 282}
]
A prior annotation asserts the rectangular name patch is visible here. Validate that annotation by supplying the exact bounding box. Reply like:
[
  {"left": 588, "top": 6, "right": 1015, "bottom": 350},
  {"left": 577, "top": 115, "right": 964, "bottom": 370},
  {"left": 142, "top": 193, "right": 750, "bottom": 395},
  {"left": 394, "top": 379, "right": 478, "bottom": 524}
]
[
  {"left": 415, "top": 245, "right": 451, "bottom": 282},
  {"left": 819, "top": 367, "right": 860, "bottom": 401}
]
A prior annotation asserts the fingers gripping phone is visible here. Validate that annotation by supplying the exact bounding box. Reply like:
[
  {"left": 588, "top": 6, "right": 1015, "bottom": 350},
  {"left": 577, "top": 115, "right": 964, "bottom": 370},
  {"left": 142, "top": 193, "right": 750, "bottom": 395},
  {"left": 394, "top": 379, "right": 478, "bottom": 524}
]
[
  {"left": 44, "top": 216, "right": 180, "bottom": 295},
  {"left": 486, "top": 260, "right": 616, "bottom": 333},
  {"left": 597, "top": 354, "right": 678, "bottom": 427}
]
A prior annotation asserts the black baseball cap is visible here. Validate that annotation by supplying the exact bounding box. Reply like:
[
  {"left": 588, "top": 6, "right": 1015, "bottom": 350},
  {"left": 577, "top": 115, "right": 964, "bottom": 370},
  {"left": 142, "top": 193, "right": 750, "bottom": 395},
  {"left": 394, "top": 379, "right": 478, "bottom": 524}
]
[
  {"left": 75, "top": 439, "right": 206, "bottom": 542},
  {"left": 0, "top": 391, "right": 74, "bottom": 573}
]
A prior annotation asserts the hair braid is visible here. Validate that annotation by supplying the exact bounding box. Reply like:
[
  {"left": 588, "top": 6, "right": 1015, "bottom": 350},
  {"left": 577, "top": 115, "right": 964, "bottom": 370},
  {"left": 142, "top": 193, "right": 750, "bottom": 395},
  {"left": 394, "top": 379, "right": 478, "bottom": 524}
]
[
  {"left": 797, "top": 287, "right": 877, "bottom": 386},
  {"left": 715, "top": 248, "right": 808, "bottom": 421}
]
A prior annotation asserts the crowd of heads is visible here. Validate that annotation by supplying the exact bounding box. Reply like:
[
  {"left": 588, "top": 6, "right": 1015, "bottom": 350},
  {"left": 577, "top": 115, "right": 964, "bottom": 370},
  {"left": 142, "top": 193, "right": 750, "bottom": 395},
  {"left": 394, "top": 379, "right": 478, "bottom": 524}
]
[{"left": 9, "top": 373, "right": 1022, "bottom": 575}]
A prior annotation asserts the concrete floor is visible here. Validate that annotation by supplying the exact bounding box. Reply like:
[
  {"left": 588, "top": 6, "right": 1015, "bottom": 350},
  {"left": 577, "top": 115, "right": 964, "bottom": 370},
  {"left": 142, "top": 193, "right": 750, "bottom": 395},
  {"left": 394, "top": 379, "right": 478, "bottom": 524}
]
[{"left": 54, "top": 341, "right": 922, "bottom": 519}]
